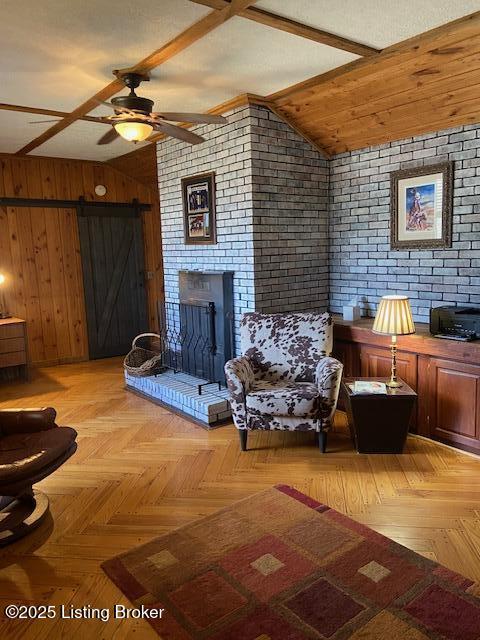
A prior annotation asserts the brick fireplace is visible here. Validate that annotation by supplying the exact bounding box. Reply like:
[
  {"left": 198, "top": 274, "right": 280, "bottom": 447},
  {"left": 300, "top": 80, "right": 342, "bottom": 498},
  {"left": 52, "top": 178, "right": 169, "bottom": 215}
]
[
  {"left": 157, "top": 103, "right": 330, "bottom": 353},
  {"left": 127, "top": 103, "right": 330, "bottom": 426}
]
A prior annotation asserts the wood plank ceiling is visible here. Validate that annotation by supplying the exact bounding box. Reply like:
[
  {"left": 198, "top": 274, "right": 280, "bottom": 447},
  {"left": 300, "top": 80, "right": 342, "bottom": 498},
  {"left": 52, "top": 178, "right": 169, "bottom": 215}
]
[
  {"left": 270, "top": 11, "right": 480, "bottom": 155},
  {"left": 2, "top": 3, "right": 480, "bottom": 159}
]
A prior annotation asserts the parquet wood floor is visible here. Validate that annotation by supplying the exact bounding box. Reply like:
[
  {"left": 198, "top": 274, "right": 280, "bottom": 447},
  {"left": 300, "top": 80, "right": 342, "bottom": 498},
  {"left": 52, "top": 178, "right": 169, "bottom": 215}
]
[{"left": 1, "top": 358, "right": 480, "bottom": 638}]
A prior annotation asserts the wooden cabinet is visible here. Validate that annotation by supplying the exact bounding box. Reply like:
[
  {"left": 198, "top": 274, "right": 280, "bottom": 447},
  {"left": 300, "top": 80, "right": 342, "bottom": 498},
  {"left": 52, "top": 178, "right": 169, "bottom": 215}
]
[
  {"left": 332, "top": 341, "right": 359, "bottom": 378},
  {"left": 359, "top": 344, "right": 417, "bottom": 390},
  {"left": 333, "top": 316, "right": 480, "bottom": 455},
  {"left": 427, "top": 358, "right": 480, "bottom": 453},
  {"left": 0, "top": 318, "right": 28, "bottom": 381}
]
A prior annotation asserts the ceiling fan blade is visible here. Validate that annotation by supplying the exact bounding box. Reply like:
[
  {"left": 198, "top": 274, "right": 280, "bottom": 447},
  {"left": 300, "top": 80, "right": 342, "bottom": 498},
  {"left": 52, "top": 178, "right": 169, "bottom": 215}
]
[
  {"left": 152, "top": 122, "right": 205, "bottom": 145},
  {"left": 154, "top": 112, "right": 227, "bottom": 125},
  {"left": 29, "top": 119, "right": 61, "bottom": 124},
  {"left": 97, "top": 128, "right": 120, "bottom": 145}
]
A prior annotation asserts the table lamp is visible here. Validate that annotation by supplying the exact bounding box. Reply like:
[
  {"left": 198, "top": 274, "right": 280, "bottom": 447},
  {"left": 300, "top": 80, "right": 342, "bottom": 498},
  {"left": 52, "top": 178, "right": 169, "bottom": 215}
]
[
  {"left": 0, "top": 273, "right": 10, "bottom": 319},
  {"left": 372, "top": 295, "right": 415, "bottom": 388}
]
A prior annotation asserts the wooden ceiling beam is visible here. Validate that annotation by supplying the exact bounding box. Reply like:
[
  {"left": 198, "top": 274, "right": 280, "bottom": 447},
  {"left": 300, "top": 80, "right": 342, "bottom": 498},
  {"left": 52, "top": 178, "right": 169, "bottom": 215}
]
[
  {"left": 15, "top": 1, "right": 259, "bottom": 156},
  {"left": 0, "top": 102, "right": 106, "bottom": 124},
  {"left": 189, "top": 0, "right": 380, "bottom": 57}
]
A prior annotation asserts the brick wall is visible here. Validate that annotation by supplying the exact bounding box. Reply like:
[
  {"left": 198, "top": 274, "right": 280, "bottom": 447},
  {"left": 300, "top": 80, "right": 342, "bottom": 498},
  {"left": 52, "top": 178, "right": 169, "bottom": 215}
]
[
  {"left": 329, "top": 124, "right": 480, "bottom": 322},
  {"left": 158, "top": 106, "right": 479, "bottom": 332},
  {"left": 157, "top": 105, "right": 256, "bottom": 351},
  {"left": 251, "top": 107, "right": 329, "bottom": 312},
  {"left": 157, "top": 104, "right": 329, "bottom": 352}
]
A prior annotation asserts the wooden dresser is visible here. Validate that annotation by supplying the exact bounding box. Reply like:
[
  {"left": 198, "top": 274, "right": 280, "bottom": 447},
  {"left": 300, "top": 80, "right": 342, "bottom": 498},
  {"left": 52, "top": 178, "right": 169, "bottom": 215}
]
[
  {"left": 0, "top": 317, "right": 28, "bottom": 381},
  {"left": 333, "top": 315, "right": 480, "bottom": 455}
]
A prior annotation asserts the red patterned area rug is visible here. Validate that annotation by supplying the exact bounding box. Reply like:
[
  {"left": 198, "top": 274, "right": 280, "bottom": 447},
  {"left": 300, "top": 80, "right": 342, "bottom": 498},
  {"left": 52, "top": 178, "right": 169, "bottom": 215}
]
[{"left": 102, "top": 485, "right": 480, "bottom": 639}]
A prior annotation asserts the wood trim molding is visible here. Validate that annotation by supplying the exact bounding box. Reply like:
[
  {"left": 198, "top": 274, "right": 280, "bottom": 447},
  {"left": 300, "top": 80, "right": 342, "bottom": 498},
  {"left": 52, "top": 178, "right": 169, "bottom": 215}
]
[
  {"left": 267, "top": 104, "right": 330, "bottom": 159},
  {"left": 15, "top": 1, "right": 259, "bottom": 157},
  {"left": 0, "top": 102, "right": 106, "bottom": 124},
  {"left": 15, "top": 80, "right": 124, "bottom": 156},
  {"left": 189, "top": 1, "right": 380, "bottom": 57},
  {"left": 147, "top": 93, "right": 269, "bottom": 142},
  {"left": 149, "top": 92, "right": 330, "bottom": 157}
]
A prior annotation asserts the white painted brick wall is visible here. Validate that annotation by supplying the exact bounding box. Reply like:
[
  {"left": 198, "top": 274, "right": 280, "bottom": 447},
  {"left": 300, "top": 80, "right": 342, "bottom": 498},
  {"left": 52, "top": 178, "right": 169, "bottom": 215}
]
[
  {"left": 157, "top": 106, "right": 256, "bottom": 352},
  {"left": 157, "top": 104, "right": 330, "bottom": 352},
  {"left": 329, "top": 124, "right": 480, "bottom": 322},
  {"left": 251, "top": 107, "right": 329, "bottom": 313},
  {"left": 158, "top": 105, "right": 479, "bottom": 331}
]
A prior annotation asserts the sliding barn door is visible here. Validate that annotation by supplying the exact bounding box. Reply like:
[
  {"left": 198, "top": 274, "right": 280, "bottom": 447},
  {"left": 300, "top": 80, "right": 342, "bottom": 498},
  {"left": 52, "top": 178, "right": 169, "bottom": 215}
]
[{"left": 77, "top": 205, "right": 148, "bottom": 359}]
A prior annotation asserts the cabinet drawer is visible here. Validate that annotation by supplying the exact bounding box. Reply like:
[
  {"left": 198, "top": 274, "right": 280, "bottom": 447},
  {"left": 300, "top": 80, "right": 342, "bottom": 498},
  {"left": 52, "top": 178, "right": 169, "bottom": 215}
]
[
  {"left": 0, "top": 323, "right": 24, "bottom": 339},
  {"left": 0, "top": 351, "right": 26, "bottom": 367},
  {"left": 0, "top": 337, "right": 25, "bottom": 354}
]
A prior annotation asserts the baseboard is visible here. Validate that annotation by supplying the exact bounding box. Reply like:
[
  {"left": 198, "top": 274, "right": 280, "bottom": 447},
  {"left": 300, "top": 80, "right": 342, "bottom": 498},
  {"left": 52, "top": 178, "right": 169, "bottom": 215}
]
[{"left": 411, "top": 433, "right": 480, "bottom": 460}]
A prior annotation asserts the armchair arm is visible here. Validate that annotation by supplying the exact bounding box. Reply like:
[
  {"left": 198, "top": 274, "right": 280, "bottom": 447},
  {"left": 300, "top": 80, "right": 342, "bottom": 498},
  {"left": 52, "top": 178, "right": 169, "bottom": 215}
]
[
  {"left": 315, "top": 357, "right": 343, "bottom": 429},
  {"left": 224, "top": 356, "right": 255, "bottom": 430},
  {"left": 0, "top": 407, "right": 57, "bottom": 436}
]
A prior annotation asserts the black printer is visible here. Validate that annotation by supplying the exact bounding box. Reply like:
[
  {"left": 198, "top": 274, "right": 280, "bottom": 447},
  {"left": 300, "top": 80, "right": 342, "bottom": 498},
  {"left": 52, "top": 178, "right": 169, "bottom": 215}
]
[{"left": 430, "top": 305, "right": 480, "bottom": 342}]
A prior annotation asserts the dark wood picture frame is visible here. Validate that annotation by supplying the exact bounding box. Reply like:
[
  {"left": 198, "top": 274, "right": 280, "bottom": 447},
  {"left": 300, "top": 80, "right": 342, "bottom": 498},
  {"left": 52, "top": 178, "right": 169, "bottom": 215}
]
[
  {"left": 390, "top": 161, "right": 453, "bottom": 250},
  {"left": 181, "top": 172, "right": 216, "bottom": 245}
]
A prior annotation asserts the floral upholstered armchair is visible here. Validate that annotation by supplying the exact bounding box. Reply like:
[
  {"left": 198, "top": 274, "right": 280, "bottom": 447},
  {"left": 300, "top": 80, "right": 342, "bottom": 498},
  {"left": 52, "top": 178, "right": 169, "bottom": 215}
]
[{"left": 225, "top": 312, "right": 343, "bottom": 453}]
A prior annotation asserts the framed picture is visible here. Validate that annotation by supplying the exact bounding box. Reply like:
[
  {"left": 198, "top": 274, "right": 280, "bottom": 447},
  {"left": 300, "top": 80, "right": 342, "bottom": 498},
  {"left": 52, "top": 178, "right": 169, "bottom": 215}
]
[
  {"left": 181, "top": 172, "right": 216, "bottom": 245},
  {"left": 390, "top": 161, "right": 453, "bottom": 250}
]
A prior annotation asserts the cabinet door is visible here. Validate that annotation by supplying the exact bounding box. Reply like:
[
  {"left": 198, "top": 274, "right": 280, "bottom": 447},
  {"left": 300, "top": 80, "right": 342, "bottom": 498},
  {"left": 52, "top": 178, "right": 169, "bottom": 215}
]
[
  {"left": 428, "top": 358, "right": 480, "bottom": 452},
  {"left": 359, "top": 344, "right": 417, "bottom": 390}
]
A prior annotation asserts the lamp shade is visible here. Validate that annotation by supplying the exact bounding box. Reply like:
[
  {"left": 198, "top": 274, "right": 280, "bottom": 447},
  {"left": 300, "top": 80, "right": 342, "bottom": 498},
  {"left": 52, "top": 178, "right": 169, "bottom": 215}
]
[{"left": 372, "top": 295, "right": 415, "bottom": 336}]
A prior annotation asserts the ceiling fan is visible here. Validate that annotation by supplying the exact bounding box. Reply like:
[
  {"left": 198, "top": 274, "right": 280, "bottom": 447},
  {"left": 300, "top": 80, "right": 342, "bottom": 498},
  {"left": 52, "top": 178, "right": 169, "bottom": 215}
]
[
  {"left": 95, "top": 71, "right": 227, "bottom": 146},
  {"left": 31, "top": 70, "right": 227, "bottom": 146}
]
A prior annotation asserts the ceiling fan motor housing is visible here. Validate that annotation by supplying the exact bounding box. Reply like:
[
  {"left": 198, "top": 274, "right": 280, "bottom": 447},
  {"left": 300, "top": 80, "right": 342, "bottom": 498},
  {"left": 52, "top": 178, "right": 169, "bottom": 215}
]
[{"left": 111, "top": 95, "right": 154, "bottom": 115}]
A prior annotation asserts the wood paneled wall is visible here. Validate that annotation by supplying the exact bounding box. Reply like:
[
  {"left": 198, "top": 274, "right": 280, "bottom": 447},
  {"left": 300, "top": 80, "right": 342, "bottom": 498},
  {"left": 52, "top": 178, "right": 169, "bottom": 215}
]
[
  {"left": 108, "top": 145, "right": 158, "bottom": 190},
  {"left": 0, "top": 154, "right": 163, "bottom": 365}
]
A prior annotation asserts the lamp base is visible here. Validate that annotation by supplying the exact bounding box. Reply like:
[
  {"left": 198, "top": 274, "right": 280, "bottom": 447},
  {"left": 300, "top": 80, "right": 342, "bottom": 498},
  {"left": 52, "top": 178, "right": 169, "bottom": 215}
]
[{"left": 386, "top": 379, "right": 402, "bottom": 389}]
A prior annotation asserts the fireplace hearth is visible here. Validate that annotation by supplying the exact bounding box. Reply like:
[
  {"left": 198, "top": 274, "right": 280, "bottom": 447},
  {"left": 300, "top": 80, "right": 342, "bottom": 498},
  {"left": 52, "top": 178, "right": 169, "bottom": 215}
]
[{"left": 125, "top": 271, "right": 234, "bottom": 427}]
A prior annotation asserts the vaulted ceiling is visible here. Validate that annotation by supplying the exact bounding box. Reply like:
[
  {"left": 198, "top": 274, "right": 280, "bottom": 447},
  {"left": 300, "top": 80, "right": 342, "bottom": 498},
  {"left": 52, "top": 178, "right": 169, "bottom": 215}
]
[{"left": 1, "top": 0, "right": 480, "bottom": 161}]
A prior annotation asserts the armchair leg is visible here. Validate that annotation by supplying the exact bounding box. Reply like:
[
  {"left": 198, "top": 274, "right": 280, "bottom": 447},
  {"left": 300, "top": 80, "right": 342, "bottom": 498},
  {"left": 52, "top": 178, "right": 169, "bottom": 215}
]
[
  {"left": 239, "top": 430, "right": 248, "bottom": 452},
  {"left": 318, "top": 430, "right": 327, "bottom": 453}
]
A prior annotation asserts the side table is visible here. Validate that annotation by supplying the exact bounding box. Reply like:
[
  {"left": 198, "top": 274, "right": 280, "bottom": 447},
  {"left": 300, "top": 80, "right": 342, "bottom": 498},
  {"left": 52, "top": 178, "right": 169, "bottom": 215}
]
[{"left": 342, "top": 377, "right": 417, "bottom": 453}]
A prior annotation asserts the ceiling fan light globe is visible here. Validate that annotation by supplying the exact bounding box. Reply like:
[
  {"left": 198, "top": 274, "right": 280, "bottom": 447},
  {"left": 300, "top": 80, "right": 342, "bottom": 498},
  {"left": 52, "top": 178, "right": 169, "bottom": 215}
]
[{"left": 114, "top": 121, "right": 153, "bottom": 142}]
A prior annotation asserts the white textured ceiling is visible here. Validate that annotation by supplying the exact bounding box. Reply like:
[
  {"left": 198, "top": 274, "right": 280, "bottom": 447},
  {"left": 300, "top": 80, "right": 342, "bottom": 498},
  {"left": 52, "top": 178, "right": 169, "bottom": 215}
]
[
  {"left": 257, "top": 0, "right": 480, "bottom": 49},
  {"left": 1, "top": 0, "right": 479, "bottom": 160},
  {"left": 29, "top": 120, "right": 149, "bottom": 162},
  {"left": 0, "top": 0, "right": 210, "bottom": 111},
  {"left": 0, "top": 111, "right": 54, "bottom": 154}
]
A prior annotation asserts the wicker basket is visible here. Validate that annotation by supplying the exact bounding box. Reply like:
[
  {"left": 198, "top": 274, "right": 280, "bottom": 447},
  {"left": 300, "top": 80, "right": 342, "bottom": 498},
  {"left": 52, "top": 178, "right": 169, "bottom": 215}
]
[{"left": 123, "top": 333, "right": 166, "bottom": 378}]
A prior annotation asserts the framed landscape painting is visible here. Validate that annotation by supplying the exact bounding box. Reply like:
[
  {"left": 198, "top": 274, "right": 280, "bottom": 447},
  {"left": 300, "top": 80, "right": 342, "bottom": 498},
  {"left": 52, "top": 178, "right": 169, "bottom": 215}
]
[
  {"left": 390, "top": 161, "right": 453, "bottom": 250},
  {"left": 181, "top": 172, "right": 216, "bottom": 245}
]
